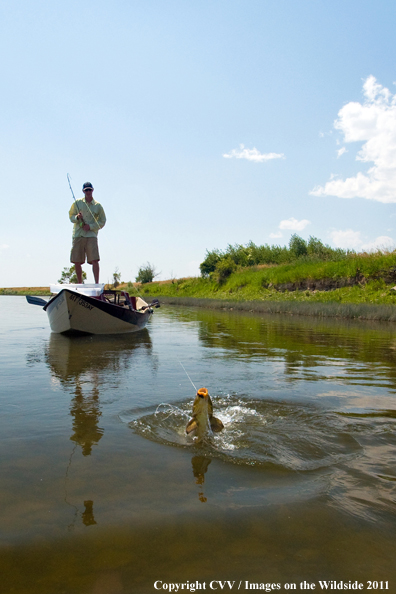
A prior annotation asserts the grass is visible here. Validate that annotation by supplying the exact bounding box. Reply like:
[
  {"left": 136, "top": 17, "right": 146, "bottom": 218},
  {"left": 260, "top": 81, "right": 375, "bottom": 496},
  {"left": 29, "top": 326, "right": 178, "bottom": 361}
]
[
  {"left": 3, "top": 250, "right": 396, "bottom": 320},
  {"left": 119, "top": 250, "right": 396, "bottom": 320},
  {"left": 0, "top": 287, "right": 51, "bottom": 296},
  {"left": 147, "top": 296, "right": 396, "bottom": 322}
]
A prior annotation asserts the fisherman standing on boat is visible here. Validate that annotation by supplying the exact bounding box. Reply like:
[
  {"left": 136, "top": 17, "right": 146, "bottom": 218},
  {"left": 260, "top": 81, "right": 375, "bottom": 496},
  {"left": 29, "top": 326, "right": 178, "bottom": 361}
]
[{"left": 69, "top": 182, "right": 106, "bottom": 284}]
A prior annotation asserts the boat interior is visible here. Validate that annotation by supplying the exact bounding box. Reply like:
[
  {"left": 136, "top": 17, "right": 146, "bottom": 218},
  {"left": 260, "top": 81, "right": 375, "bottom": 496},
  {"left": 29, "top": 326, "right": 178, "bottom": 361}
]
[
  {"left": 96, "top": 290, "right": 158, "bottom": 313},
  {"left": 96, "top": 290, "right": 139, "bottom": 310}
]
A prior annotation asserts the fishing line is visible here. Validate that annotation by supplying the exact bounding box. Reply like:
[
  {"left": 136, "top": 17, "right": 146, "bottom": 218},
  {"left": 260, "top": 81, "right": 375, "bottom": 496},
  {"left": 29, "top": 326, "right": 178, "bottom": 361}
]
[
  {"left": 63, "top": 443, "right": 79, "bottom": 531},
  {"left": 178, "top": 360, "right": 197, "bottom": 392}
]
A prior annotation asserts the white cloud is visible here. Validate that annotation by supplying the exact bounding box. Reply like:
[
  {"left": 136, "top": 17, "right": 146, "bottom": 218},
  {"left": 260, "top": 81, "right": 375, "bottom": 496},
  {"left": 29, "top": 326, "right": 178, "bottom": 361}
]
[
  {"left": 330, "top": 229, "right": 363, "bottom": 249},
  {"left": 337, "top": 147, "right": 347, "bottom": 158},
  {"left": 279, "top": 217, "right": 310, "bottom": 231},
  {"left": 361, "top": 236, "right": 395, "bottom": 252},
  {"left": 269, "top": 231, "right": 283, "bottom": 239},
  {"left": 311, "top": 75, "right": 396, "bottom": 203},
  {"left": 330, "top": 229, "right": 395, "bottom": 252},
  {"left": 0, "top": 244, "right": 10, "bottom": 250},
  {"left": 223, "top": 144, "right": 285, "bottom": 163}
]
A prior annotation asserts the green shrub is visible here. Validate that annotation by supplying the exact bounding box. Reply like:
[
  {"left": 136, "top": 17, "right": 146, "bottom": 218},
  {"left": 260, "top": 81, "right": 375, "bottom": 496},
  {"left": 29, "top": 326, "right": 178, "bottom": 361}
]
[
  {"left": 200, "top": 249, "right": 223, "bottom": 277},
  {"left": 58, "top": 265, "right": 87, "bottom": 284},
  {"left": 214, "top": 257, "right": 237, "bottom": 284},
  {"left": 199, "top": 236, "right": 349, "bottom": 277},
  {"left": 289, "top": 234, "right": 308, "bottom": 259},
  {"left": 112, "top": 267, "right": 121, "bottom": 288},
  {"left": 136, "top": 262, "right": 158, "bottom": 284}
]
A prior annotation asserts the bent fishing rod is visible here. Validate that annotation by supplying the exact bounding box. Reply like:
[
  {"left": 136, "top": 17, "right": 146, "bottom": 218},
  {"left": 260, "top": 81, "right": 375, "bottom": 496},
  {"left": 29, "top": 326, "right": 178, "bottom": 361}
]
[
  {"left": 67, "top": 173, "right": 98, "bottom": 227},
  {"left": 67, "top": 173, "right": 83, "bottom": 228}
]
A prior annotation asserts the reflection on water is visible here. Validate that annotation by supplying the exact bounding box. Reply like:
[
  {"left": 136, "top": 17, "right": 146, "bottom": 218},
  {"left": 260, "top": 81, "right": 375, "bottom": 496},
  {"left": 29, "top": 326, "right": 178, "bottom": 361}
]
[
  {"left": 70, "top": 381, "right": 103, "bottom": 455},
  {"left": 46, "top": 332, "right": 155, "bottom": 532},
  {"left": 82, "top": 500, "right": 97, "bottom": 526},
  {"left": 25, "top": 330, "right": 156, "bottom": 534},
  {"left": 45, "top": 331, "right": 154, "bottom": 456},
  {"left": 1, "top": 299, "right": 396, "bottom": 591},
  {"left": 191, "top": 456, "right": 211, "bottom": 503},
  {"left": 169, "top": 306, "right": 396, "bottom": 391},
  {"left": 45, "top": 330, "right": 153, "bottom": 385}
]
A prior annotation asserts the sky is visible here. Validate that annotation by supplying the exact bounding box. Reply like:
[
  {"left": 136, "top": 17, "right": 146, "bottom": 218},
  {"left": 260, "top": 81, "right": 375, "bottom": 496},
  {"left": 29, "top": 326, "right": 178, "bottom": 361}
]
[{"left": 2, "top": 0, "right": 396, "bottom": 287}]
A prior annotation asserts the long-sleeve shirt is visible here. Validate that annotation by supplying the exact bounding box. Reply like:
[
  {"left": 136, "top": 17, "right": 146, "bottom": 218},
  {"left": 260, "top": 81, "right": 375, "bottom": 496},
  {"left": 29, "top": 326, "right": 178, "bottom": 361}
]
[{"left": 69, "top": 198, "right": 106, "bottom": 239}]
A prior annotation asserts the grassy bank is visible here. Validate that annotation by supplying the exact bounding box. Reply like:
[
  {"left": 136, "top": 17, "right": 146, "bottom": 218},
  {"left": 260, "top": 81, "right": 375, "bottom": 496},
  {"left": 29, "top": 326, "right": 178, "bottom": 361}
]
[
  {"left": 132, "top": 274, "right": 396, "bottom": 306},
  {"left": 0, "top": 283, "right": 120, "bottom": 296},
  {"left": 148, "top": 296, "right": 396, "bottom": 322},
  {"left": 0, "top": 287, "right": 51, "bottom": 296},
  {"left": 4, "top": 250, "right": 396, "bottom": 320},
  {"left": 122, "top": 251, "right": 396, "bottom": 303},
  {"left": 119, "top": 251, "right": 396, "bottom": 320}
]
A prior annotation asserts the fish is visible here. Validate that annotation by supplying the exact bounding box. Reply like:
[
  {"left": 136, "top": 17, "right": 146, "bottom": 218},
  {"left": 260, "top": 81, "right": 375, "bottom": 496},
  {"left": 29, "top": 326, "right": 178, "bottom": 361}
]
[{"left": 186, "top": 388, "right": 224, "bottom": 442}]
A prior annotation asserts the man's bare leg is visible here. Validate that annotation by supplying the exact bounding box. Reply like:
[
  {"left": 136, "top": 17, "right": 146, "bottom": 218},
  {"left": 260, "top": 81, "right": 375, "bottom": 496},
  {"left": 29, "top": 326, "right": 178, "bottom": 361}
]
[
  {"left": 92, "top": 261, "right": 100, "bottom": 284},
  {"left": 74, "top": 263, "right": 83, "bottom": 284}
]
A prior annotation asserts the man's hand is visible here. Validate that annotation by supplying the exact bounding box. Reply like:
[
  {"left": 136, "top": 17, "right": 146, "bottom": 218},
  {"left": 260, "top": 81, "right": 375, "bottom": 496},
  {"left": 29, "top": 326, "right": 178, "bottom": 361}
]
[
  {"left": 76, "top": 211, "right": 84, "bottom": 221},
  {"left": 83, "top": 224, "right": 90, "bottom": 231}
]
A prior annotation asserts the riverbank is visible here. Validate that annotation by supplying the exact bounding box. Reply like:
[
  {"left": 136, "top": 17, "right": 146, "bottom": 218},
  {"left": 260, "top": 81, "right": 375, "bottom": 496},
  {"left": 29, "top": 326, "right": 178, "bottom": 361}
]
[
  {"left": 0, "top": 287, "right": 51, "bottom": 296},
  {"left": 4, "top": 250, "right": 396, "bottom": 320},
  {"left": 122, "top": 251, "right": 396, "bottom": 306},
  {"left": 150, "top": 296, "right": 396, "bottom": 322},
  {"left": 124, "top": 252, "right": 396, "bottom": 320},
  {"left": 129, "top": 275, "right": 396, "bottom": 307}
]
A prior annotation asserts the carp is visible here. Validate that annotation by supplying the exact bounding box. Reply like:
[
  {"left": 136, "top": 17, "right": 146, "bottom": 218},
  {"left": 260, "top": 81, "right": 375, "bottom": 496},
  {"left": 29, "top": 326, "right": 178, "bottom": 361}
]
[{"left": 186, "top": 388, "right": 224, "bottom": 441}]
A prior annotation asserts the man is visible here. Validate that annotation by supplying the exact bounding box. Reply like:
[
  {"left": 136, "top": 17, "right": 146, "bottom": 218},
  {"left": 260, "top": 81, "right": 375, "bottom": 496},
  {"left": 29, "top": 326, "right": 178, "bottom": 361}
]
[{"left": 69, "top": 182, "right": 106, "bottom": 284}]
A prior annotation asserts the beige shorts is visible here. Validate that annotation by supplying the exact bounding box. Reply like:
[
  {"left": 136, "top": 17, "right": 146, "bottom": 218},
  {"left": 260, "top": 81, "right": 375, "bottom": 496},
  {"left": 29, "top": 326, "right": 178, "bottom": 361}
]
[{"left": 70, "top": 237, "right": 100, "bottom": 264}]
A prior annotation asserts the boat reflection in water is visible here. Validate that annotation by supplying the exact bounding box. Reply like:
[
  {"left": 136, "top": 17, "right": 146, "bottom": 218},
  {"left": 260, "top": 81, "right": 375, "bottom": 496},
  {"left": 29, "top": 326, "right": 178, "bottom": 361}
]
[
  {"left": 42, "top": 331, "right": 154, "bottom": 527},
  {"left": 46, "top": 331, "right": 153, "bottom": 452},
  {"left": 45, "top": 329, "right": 153, "bottom": 385}
]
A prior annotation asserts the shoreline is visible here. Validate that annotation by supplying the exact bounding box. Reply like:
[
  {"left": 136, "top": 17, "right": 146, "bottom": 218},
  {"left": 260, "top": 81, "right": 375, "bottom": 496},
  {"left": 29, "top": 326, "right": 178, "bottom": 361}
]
[
  {"left": 4, "top": 286, "right": 396, "bottom": 322},
  {"left": 0, "top": 287, "right": 51, "bottom": 296},
  {"left": 149, "top": 295, "right": 396, "bottom": 322}
]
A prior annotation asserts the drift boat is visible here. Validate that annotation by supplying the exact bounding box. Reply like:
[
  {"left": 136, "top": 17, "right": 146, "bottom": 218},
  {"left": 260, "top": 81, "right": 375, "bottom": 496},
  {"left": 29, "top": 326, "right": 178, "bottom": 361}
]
[{"left": 26, "top": 284, "right": 160, "bottom": 335}]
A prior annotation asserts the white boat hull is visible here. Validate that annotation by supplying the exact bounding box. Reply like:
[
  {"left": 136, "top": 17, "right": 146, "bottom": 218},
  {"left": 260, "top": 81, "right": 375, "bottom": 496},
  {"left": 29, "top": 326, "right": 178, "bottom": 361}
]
[{"left": 44, "top": 289, "right": 152, "bottom": 335}]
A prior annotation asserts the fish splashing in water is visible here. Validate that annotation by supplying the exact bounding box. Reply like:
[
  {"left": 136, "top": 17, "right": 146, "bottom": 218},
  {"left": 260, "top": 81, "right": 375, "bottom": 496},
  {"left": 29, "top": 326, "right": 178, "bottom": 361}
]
[{"left": 186, "top": 388, "right": 224, "bottom": 442}]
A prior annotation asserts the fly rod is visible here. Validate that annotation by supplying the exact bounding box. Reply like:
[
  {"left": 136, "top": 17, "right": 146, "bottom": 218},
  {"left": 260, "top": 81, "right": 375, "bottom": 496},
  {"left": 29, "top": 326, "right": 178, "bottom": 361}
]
[
  {"left": 68, "top": 173, "right": 99, "bottom": 227},
  {"left": 67, "top": 173, "right": 83, "bottom": 227}
]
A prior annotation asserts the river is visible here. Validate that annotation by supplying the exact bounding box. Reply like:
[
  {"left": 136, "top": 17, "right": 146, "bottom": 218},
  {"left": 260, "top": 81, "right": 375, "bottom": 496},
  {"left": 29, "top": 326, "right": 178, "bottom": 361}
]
[{"left": 0, "top": 296, "right": 395, "bottom": 593}]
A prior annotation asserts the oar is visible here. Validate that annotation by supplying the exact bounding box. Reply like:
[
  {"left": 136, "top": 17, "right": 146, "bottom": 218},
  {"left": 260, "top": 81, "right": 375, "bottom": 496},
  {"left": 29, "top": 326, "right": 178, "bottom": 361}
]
[{"left": 26, "top": 295, "right": 48, "bottom": 307}]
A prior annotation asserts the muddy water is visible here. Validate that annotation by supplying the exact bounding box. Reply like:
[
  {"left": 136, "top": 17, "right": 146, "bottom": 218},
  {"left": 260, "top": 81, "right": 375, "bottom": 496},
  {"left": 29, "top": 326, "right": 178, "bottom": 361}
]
[{"left": 0, "top": 296, "right": 395, "bottom": 593}]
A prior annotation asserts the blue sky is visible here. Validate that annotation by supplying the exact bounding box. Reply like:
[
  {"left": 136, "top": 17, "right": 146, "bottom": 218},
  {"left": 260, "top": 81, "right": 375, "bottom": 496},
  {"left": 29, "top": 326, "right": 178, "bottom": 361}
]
[{"left": 2, "top": 0, "right": 396, "bottom": 286}]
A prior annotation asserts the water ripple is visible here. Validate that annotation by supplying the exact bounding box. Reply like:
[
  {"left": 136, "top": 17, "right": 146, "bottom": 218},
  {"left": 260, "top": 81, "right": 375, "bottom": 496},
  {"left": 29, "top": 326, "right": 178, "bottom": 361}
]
[{"left": 121, "top": 395, "right": 362, "bottom": 471}]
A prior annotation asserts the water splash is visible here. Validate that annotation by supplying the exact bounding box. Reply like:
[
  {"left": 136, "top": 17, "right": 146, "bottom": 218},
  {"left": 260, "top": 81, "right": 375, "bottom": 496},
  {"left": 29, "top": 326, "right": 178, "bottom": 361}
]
[{"left": 121, "top": 394, "right": 362, "bottom": 472}]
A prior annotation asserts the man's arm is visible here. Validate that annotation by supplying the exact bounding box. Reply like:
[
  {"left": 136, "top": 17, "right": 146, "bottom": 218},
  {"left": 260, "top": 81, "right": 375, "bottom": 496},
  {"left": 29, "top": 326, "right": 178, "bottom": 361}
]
[
  {"left": 69, "top": 202, "right": 84, "bottom": 225},
  {"left": 97, "top": 205, "right": 106, "bottom": 230},
  {"left": 86, "top": 205, "right": 106, "bottom": 233}
]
